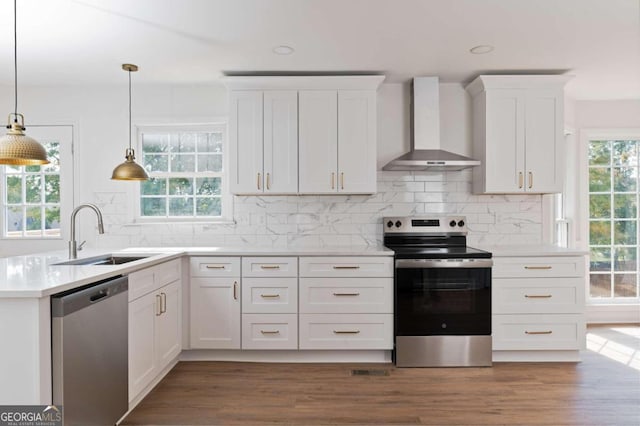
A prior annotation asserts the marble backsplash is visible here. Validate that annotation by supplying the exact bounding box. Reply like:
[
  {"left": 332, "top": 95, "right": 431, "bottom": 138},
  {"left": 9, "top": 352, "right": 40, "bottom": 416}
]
[{"left": 95, "top": 170, "right": 543, "bottom": 250}]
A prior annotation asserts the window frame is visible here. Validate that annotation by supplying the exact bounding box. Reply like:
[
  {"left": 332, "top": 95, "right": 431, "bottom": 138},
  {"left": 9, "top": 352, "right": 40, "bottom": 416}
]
[
  {"left": 580, "top": 129, "right": 640, "bottom": 305},
  {"left": 133, "top": 123, "right": 233, "bottom": 223}
]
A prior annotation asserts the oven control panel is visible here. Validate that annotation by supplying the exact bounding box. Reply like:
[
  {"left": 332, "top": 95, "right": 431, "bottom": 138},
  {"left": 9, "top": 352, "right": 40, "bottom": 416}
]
[{"left": 383, "top": 216, "right": 468, "bottom": 234}]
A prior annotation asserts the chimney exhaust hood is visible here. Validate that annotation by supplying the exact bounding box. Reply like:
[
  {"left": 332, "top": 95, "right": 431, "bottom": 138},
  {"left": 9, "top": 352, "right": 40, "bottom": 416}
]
[{"left": 382, "top": 77, "right": 480, "bottom": 172}]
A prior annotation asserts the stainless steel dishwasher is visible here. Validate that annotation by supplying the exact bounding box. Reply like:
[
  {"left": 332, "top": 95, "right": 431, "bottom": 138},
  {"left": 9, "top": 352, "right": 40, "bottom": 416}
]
[{"left": 52, "top": 275, "right": 128, "bottom": 425}]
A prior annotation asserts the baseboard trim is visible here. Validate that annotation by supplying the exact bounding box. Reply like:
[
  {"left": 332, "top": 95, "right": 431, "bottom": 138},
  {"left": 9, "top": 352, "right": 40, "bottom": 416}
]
[
  {"left": 493, "top": 350, "right": 581, "bottom": 362},
  {"left": 586, "top": 304, "right": 640, "bottom": 324},
  {"left": 181, "top": 349, "right": 392, "bottom": 363}
]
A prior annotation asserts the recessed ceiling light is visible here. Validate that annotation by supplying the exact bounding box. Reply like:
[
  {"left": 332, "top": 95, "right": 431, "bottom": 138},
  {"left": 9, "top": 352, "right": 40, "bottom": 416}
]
[
  {"left": 470, "top": 45, "right": 494, "bottom": 55},
  {"left": 273, "top": 45, "right": 295, "bottom": 55}
]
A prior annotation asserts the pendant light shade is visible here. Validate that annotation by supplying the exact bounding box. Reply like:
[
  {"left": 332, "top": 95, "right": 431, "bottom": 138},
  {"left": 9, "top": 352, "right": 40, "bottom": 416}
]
[
  {"left": 0, "top": 0, "right": 49, "bottom": 166},
  {"left": 112, "top": 63, "right": 149, "bottom": 181}
]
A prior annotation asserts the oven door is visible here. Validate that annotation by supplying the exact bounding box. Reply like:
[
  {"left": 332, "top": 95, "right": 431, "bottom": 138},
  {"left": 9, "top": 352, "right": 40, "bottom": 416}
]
[{"left": 395, "top": 258, "right": 492, "bottom": 336}]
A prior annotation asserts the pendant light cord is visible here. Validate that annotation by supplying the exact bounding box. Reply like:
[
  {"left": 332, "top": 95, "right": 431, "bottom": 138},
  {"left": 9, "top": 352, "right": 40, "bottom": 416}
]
[
  {"left": 128, "top": 69, "right": 132, "bottom": 150},
  {"left": 13, "top": 0, "right": 18, "bottom": 122}
]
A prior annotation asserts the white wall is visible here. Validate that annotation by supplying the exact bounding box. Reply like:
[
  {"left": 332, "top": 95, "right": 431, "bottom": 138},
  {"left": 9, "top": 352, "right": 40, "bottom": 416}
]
[{"left": 0, "top": 82, "right": 544, "bottom": 255}]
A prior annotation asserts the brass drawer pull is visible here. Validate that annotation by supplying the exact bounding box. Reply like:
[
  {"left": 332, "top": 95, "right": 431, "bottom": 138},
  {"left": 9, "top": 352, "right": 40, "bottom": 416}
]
[
  {"left": 233, "top": 281, "right": 238, "bottom": 300},
  {"left": 525, "top": 330, "right": 553, "bottom": 335},
  {"left": 333, "top": 292, "right": 360, "bottom": 296},
  {"left": 524, "top": 266, "right": 552, "bottom": 270},
  {"left": 333, "top": 266, "right": 361, "bottom": 270},
  {"left": 206, "top": 265, "right": 226, "bottom": 269},
  {"left": 160, "top": 292, "right": 167, "bottom": 313},
  {"left": 525, "top": 294, "right": 552, "bottom": 299},
  {"left": 260, "top": 265, "right": 281, "bottom": 269},
  {"left": 331, "top": 172, "right": 335, "bottom": 190},
  {"left": 528, "top": 171, "right": 533, "bottom": 189},
  {"left": 260, "top": 294, "right": 280, "bottom": 298},
  {"left": 260, "top": 330, "right": 280, "bottom": 335},
  {"left": 518, "top": 171, "right": 523, "bottom": 189},
  {"left": 155, "top": 294, "right": 162, "bottom": 316},
  {"left": 266, "top": 172, "right": 271, "bottom": 190},
  {"left": 333, "top": 330, "right": 360, "bottom": 334},
  {"left": 257, "top": 172, "right": 261, "bottom": 190},
  {"left": 341, "top": 172, "right": 344, "bottom": 190}
]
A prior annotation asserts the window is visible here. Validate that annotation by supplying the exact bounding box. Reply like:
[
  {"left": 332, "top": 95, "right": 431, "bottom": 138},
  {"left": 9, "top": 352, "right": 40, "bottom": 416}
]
[
  {"left": 1, "top": 126, "right": 73, "bottom": 239},
  {"left": 588, "top": 139, "right": 639, "bottom": 302},
  {"left": 138, "top": 124, "right": 230, "bottom": 220}
]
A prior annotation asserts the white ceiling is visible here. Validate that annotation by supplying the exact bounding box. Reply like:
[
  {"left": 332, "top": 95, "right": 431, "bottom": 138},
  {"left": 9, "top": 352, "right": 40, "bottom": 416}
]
[{"left": 0, "top": 0, "right": 638, "bottom": 100}]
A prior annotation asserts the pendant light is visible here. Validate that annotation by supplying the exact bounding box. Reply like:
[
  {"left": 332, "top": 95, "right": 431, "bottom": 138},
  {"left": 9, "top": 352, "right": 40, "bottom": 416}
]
[
  {"left": 0, "top": 0, "right": 49, "bottom": 165},
  {"left": 111, "top": 64, "right": 149, "bottom": 181}
]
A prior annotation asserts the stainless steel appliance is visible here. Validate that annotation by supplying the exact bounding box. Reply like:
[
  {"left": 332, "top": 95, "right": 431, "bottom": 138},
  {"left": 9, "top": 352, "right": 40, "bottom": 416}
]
[
  {"left": 384, "top": 216, "right": 492, "bottom": 367},
  {"left": 52, "top": 275, "right": 128, "bottom": 425}
]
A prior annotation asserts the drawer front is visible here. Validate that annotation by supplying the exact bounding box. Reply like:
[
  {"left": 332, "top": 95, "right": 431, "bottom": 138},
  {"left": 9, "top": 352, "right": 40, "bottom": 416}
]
[
  {"left": 493, "top": 278, "right": 584, "bottom": 314},
  {"left": 242, "top": 314, "right": 298, "bottom": 350},
  {"left": 155, "top": 258, "right": 181, "bottom": 287},
  {"left": 242, "top": 257, "right": 298, "bottom": 277},
  {"left": 129, "top": 267, "right": 157, "bottom": 302},
  {"left": 242, "top": 278, "right": 298, "bottom": 314},
  {"left": 299, "top": 278, "right": 392, "bottom": 314},
  {"left": 493, "top": 256, "right": 585, "bottom": 278},
  {"left": 190, "top": 257, "right": 240, "bottom": 277},
  {"left": 299, "top": 256, "right": 394, "bottom": 278},
  {"left": 299, "top": 313, "right": 393, "bottom": 350},
  {"left": 492, "top": 314, "right": 585, "bottom": 350}
]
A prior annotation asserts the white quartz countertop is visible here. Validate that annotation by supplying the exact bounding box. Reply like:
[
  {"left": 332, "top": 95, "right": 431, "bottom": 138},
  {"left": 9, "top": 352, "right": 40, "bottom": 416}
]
[
  {"left": 0, "top": 245, "right": 393, "bottom": 298},
  {"left": 481, "top": 245, "right": 588, "bottom": 257}
]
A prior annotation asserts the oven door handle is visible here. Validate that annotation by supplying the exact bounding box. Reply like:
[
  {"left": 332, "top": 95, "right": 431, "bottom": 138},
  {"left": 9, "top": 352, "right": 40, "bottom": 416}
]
[{"left": 395, "top": 259, "right": 493, "bottom": 269}]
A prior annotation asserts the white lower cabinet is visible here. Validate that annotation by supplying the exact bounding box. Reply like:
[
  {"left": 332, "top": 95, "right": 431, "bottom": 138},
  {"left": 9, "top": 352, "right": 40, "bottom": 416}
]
[
  {"left": 299, "top": 313, "right": 393, "bottom": 350},
  {"left": 242, "top": 313, "right": 298, "bottom": 350},
  {"left": 190, "top": 277, "right": 241, "bottom": 349},
  {"left": 128, "top": 260, "right": 182, "bottom": 403},
  {"left": 492, "top": 255, "right": 586, "bottom": 361}
]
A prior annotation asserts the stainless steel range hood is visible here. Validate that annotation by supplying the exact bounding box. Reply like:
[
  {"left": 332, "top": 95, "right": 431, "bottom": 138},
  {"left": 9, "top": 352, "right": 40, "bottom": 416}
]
[{"left": 383, "top": 77, "right": 480, "bottom": 172}]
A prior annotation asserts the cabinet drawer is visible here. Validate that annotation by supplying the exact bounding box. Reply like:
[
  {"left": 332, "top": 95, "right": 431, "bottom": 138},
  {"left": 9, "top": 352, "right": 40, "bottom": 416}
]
[
  {"left": 492, "top": 314, "right": 585, "bottom": 350},
  {"left": 190, "top": 257, "right": 240, "bottom": 277},
  {"left": 242, "top": 278, "right": 298, "bottom": 314},
  {"left": 242, "top": 257, "right": 297, "bottom": 277},
  {"left": 299, "top": 313, "right": 393, "bottom": 349},
  {"left": 155, "top": 259, "right": 181, "bottom": 287},
  {"left": 493, "top": 278, "right": 584, "bottom": 314},
  {"left": 299, "top": 257, "right": 393, "bottom": 278},
  {"left": 129, "top": 259, "right": 181, "bottom": 302},
  {"left": 242, "top": 314, "right": 298, "bottom": 350},
  {"left": 493, "top": 256, "right": 585, "bottom": 278},
  {"left": 299, "top": 278, "right": 392, "bottom": 314}
]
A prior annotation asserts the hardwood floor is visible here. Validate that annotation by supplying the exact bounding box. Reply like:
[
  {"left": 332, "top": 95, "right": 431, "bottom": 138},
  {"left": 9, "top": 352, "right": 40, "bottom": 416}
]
[{"left": 123, "top": 325, "right": 640, "bottom": 425}]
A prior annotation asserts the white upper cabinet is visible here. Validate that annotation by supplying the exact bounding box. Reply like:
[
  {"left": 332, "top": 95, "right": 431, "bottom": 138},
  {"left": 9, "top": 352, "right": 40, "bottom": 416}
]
[
  {"left": 228, "top": 90, "right": 298, "bottom": 194},
  {"left": 466, "top": 75, "right": 570, "bottom": 194},
  {"left": 223, "top": 76, "right": 384, "bottom": 195}
]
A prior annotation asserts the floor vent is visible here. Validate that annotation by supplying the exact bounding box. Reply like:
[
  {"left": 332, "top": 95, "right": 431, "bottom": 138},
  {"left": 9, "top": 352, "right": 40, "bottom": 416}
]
[{"left": 350, "top": 369, "right": 390, "bottom": 376}]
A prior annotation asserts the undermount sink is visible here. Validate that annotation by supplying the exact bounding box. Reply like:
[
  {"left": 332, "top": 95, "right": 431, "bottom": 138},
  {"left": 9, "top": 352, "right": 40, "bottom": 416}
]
[{"left": 54, "top": 255, "right": 150, "bottom": 266}]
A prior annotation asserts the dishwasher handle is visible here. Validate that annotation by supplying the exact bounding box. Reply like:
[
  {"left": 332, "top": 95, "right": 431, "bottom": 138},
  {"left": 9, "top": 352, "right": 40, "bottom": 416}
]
[{"left": 51, "top": 275, "right": 128, "bottom": 317}]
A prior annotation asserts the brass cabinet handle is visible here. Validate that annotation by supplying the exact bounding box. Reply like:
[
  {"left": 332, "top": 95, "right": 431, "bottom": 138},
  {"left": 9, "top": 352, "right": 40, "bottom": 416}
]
[
  {"left": 257, "top": 172, "right": 261, "bottom": 190},
  {"left": 260, "top": 330, "right": 280, "bottom": 335},
  {"left": 333, "top": 266, "right": 360, "bottom": 269},
  {"left": 528, "top": 171, "right": 533, "bottom": 189},
  {"left": 160, "top": 292, "right": 167, "bottom": 313},
  {"left": 260, "top": 265, "right": 281, "bottom": 269},
  {"left": 233, "top": 281, "right": 238, "bottom": 300},
  {"left": 332, "top": 292, "right": 360, "bottom": 296},
  {"left": 155, "top": 294, "right": 162, "bottom": 316},
  {"left": 206, "top": 265, "right": 226, "bottom": 269},
  {"left": 524, "top": 266, "right": 552, "bottom": 270},
  {"left": 525, "top": 330, "right": 553, "bottom": 335},
  {"left": 518, "top": 172, "right": 523, "bottom": 189},
  {"left": 341, "top": 172, "right": 344, "bottom": 190},
  {"left": 525, "top": 294, "right": 552, "bottom": 299},
  {"left": 266, "top": 172, "right": 270, "bottom": 190},
  {"left": 331, "top": 172, "right": 335, "bottom": 190},
  {"left": 260, "top": 294, "right": 280, "bottom": 298},
  {"left": 333, "top": 330, "right": 360, "bottom": 334}
]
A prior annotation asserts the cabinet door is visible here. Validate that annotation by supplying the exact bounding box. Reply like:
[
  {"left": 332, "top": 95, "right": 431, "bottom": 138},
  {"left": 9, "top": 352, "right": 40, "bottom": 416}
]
[
  {"left": 190, "top": 277, "right": 241, "bottom": 349},
  {"left": 299, "top": 90, "right": 338, "bottom": 193},
  {"left": 524, "top": 89, "right": 564, "bottom": 193},
  {"left": 264, "top": 91, "right": 298, "bottom": 193},
  {"left": 338, "top": 91, "right": 376, "bottom": 193},
  {"left": 485, "top": 90, "right": 526, "bottom": 193},
  {"left": 128, "top": 292, "right": 158, "bottom": 402},
  {"left": 155, "top": 280, "right": 181, "bottom": 369},
  {"left": 229, "top": 91, "right": 263, "bottom": 194}
]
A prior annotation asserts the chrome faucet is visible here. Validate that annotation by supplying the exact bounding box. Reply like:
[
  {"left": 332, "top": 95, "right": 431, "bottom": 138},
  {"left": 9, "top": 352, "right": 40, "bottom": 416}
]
[{"left": 69, "top": 203, "right": 105, "bottom": 259}]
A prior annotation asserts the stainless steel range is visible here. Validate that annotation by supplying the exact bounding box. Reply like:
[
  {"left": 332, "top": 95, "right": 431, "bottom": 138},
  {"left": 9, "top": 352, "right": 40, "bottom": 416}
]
[{"left": 383, "top": 216, "right": 493, "bottom": 367}]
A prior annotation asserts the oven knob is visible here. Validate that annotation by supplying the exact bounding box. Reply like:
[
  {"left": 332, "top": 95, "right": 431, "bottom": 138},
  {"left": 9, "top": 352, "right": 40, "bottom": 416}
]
[
  {"left": 441, "top": 323, "right": 447, "bottom": 329},
  {"left": 387, "top": 220, "right": 394, "bottom": 228},
  {"left": 449, "top": 220, "right": 456, "bottom": 227},
  {"left": 395, "top": 220, "right": 402, "bottom": 228},
  {"left": 458, "top": 220, "right": 465, "bottom": 227}
]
